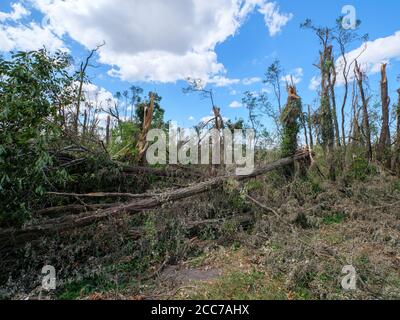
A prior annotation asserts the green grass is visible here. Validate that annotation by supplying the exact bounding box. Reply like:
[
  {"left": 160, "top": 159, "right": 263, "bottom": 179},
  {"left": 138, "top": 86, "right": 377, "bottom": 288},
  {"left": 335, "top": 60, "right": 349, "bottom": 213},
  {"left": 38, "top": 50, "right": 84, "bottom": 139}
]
[
  {"left": 57, "top": 275, "right": 118, "bottom": 300},
  {"left": 322, "top": 212, "right": 346, "bottom": 225},
  {"left": 185, "top": 270, "right": 288, "bottom": 300}
]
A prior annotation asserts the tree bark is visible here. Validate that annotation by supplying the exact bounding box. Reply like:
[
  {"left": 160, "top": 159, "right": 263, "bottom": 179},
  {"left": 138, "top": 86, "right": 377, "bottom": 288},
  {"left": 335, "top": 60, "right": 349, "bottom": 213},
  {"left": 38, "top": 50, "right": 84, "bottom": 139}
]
[
  {"left": 377, "top": 63, "right": 391, "bottom": 166},
  {"left": 354, "top": 61, "right": 373, "bottom": 161},
  {"left": 307, "top": 105, "right": 314, "bottom": 149},
  {"left": 105, "top": 115, "right": 111, "bottom": 146},
  {"left": 392, "top": 89, "right": 400, "bottom": 176},
  {"left": 136, "top": 93, "right": 155, "bottom": 162}
]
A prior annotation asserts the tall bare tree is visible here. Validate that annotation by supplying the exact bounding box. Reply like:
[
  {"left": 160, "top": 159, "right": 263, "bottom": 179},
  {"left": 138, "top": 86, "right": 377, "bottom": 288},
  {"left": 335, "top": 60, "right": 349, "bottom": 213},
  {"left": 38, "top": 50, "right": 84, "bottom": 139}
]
[
  {"left": 74, "top": 44, "right": 104, "bottom": 134},
  {"left": 377, "top": 63, "right": 391, "bottom": 166},
  {"left": 392, "top": 88, "right": 400, "bottom": 175},
  {"left": 354, "top": 60, "right": 372, "bottom": 161}
]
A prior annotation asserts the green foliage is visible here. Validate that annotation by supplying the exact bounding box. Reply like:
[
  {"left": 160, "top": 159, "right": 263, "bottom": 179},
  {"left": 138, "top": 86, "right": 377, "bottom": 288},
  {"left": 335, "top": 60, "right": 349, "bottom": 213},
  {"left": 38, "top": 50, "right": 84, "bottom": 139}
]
[
  {"left": 322, "top": 212, "right": 346, "bottom": 225},
  {"left": 280, "top": 95, "right": 302, "bottom": 178},
  {"left": 393, "top": 181, "right": 400, "bottom": 192},
  {"left": 244, "top": 180, "right": 263, "bottom": 193},
  {"left": 58, "top": 275, "right": 116, "bottom": 300},
  {"left": 348, "top": 155, "right": 377, "bottom": 181},
  {"left": 0, "top": 49, "right": 74, "bottom": 227},
  {"left": 319, "top": 95, "right": 335, "bottom": 150},
  {"left": 109, "top": 121, "right": 140, "bottom": 160}
]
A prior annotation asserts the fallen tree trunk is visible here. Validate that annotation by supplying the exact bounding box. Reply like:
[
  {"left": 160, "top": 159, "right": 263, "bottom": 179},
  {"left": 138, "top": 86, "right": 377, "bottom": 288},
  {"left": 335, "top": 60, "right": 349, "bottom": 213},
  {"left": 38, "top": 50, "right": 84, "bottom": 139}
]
[
  {"left": 121, "top": 165, "right": 203, "bottom": 178},
  {"left": 0, "top": 150, "right": 311, "bottom": 249},
  {"left": 34, "top": 203, "right": 122, "bottom": 217}
]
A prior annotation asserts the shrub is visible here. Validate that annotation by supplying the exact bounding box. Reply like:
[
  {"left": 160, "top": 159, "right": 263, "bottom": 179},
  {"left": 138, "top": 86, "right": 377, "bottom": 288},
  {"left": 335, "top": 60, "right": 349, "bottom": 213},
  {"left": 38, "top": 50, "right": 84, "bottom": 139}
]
[{"left": 0, "top": 50, "right": 74, "bottom": 227}]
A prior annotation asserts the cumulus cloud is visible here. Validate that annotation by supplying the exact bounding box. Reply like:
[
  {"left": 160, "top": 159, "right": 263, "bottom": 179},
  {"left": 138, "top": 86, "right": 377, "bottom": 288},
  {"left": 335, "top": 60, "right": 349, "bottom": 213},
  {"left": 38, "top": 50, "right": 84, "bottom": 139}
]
[
  {"left": 0, "top": 3, "right": 30, "bottom": 22},
  {"left": 229, "top": 100, "right": 243, "bottom": 108},
  {"left": 258, "top": 1, "right": 293, "bottom": 36},
  {"left": 281, "top": 67, "right": 303, "bottom": 85},
  {"left": 26, "top": 0, "right": 292, "bottom": 83},
  {"left": 80, "top": 83, "right": 117, "bottom": 127},
  {"left": 336, "top": 31, "right": 400, "bottom": 84},
  {"left": 82, "top": 83, "right": 116, "bottom": 108},
  {"left": 0, "top": 3, "right": 66, "bottom": 53},
  {"left": 208, "top": 75, "right": 241, "bottom": 87},
  {"left": 0, "top": 22, "right": 67, "bottom": 52}
]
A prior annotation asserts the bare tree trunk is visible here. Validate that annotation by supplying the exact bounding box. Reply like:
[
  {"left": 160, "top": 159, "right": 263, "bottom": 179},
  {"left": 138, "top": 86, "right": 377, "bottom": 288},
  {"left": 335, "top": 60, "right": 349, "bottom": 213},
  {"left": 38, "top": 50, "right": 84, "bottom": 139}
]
[
  {"left": 341, "top": 60, "right": 349, "bottom": 150},
  {"left": 320, "top": 46, "right": 336, "bottom": 181},
  {"left": 377, "top": 63, "right": 391, "bottom": 166},
  {"left": 105, "top": 115, "right": 111, "bottom": 147},
  {"left": 82, "top": 110, "right": 88, "bottom": 136},
  {"left": 392, "top": 89, "right": 400, "bottom": 176},
  {"left": 328, "top": 58, "right": 340, "bottom": 147},
  {"left": 307, "top": 105, "right": 314, "bottom": 149},
  {"left": 354, "top": 61, "right": 372, "bottom": 161},
  {"left": 136, "top": 93, "right": 155, "bottom": 163},
  {"left": 74, "top": 46, "right": 102, "bottom": 134}
]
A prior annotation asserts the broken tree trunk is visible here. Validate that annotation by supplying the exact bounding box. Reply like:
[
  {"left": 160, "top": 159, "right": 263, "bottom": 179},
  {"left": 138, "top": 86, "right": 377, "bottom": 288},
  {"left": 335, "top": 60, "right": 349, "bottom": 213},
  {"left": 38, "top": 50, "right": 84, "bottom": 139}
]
[
  {"left": 136, "top": 93, "right": 155, "bottom": 163},
  {"left": 0, "top": 151, "right": 311, "bottom": 249},
  {"left": 377, "top": 63, "right": 391, "bottom": 166},
  {"left": 392, "top": 89, "right": 400, "bottom": 176}
]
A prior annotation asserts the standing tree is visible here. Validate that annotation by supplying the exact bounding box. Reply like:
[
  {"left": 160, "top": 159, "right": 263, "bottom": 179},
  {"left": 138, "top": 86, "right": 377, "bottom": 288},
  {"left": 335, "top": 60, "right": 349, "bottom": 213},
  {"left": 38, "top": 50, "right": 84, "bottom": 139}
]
[
  {"left": 354, "top": 60, "right": 373, "bottom": 161},
  {"left": 280, "top": 85, "right": 302, "bottom": 179},
  {"left": 74, "top": 44, "right": 103, "bottom": 134},
  {"left": 332, "top": 18, "right": 368, "bottom": 152},
  {"left": 377, "top": 63, "right": 391, "bottom": 167},
  {"left": 392, "top": 88, "right": 400, "bottom": 176},
  {"left": 302, "top": 20, "right": 336, "bottom": 180},
  {"left": 264, "top": 59, "right": 283, "bottom": 114},
  {"left": 130, "top": 85, "right": 144, "bottom": 121}
]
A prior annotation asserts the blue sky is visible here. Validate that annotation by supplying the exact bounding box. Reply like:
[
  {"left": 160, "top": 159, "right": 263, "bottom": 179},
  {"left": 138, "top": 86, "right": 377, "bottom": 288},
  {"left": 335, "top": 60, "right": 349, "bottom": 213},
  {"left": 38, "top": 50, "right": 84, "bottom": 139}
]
[{"left": 1, "top": 0, "right": 400, "bottom": 131}]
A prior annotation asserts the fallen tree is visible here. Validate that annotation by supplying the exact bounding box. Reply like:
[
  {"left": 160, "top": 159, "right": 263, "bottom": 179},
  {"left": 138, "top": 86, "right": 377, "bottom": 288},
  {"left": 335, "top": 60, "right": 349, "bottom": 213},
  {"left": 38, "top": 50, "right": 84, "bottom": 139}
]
[{"left": 0, "top": 150, "right": 311, "bottom": 249}]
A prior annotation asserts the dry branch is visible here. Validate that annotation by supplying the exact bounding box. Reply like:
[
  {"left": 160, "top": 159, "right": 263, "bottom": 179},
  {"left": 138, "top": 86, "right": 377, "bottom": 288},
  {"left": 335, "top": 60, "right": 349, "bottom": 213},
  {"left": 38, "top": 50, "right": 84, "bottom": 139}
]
[{"left": 0, "top": 150, "right": 311, "bottom": 249}]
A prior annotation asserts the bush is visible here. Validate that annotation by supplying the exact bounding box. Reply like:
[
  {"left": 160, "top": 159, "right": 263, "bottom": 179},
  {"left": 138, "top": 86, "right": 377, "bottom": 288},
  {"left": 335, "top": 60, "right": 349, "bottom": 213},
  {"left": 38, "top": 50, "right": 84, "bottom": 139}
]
[
  {"left": 348, "top": 156, "right": 376, "bottom": 181},
  {"left": 0, "top": 50, "right": 74, "bottom": 227}
]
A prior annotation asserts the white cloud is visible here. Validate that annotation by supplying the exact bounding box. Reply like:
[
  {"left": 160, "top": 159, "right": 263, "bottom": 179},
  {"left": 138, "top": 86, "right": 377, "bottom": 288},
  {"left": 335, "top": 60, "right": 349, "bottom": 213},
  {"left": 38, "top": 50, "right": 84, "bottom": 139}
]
[
  {"left": 258, "top": 1, "right": 293, "bottom": 37},
  {"left": 0, "top": 22, "right": 67, "bottom": 52},
  {"left": 336, "top": 31, "right": 400, "bottom": 84},
  {"left": 188, "top": 116, "right": 195, "bottom": 121},
  {"left": 308, "top": 76, "right": 320, "bottom": 91},
  {"left": 82, "top": 83, "right": 116, "bottom": 108},
  {"left": 0, "top": 3, "right": 30, "bottom": 22},
  {"left": 208, "top": 75, "right": 241, "bottom": 87},
  {"left": 0, "top": 3, "right": 66, "bottom": 53},
  {"left": 27, "top": 0, "right": 292, "bottom": 83},
  {"left": 242, "top": 77, "right": 262, "bottom": 85},
  {"left": 229, "top": 100, "right": 243, "bottom": 108},
  {"left": 80, "top": 83, "right": 117, "bottom": 127},
  {"left": 281, "top": 67, "right": 303, "bottom": 85}
]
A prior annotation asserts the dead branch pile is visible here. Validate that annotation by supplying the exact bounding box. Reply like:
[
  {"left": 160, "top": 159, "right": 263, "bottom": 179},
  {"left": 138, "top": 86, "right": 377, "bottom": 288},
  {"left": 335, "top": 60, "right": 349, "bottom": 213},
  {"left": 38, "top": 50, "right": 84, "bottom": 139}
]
[{"left": 0, "top": 150, "right": 311, "bottom": 250}]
